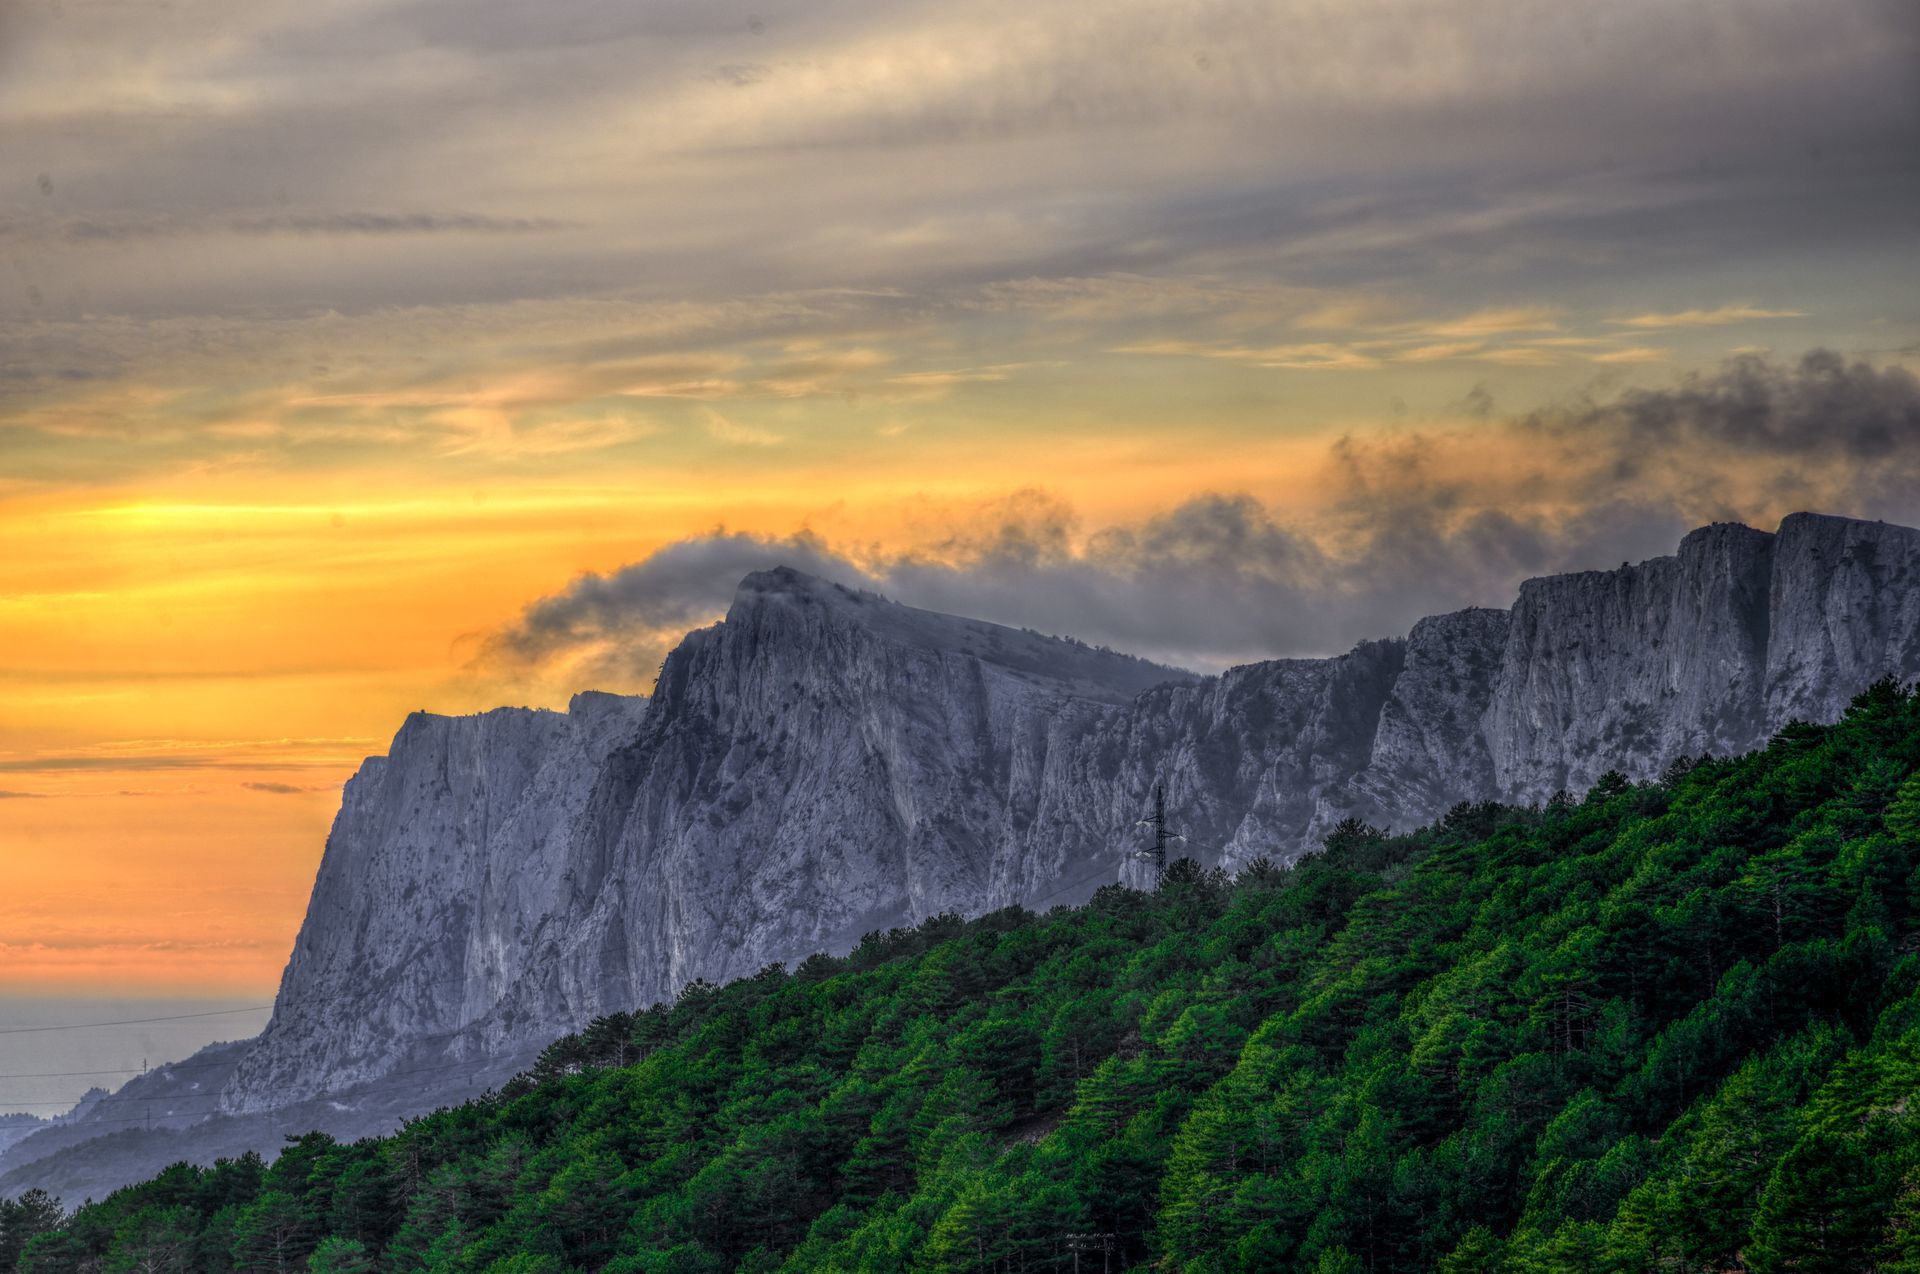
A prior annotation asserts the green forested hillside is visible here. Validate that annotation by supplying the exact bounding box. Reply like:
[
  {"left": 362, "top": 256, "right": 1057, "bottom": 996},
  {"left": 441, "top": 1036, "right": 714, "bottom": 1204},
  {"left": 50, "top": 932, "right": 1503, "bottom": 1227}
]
[{"left": 8, "top": 683, "right": 1920, "bottom": 1273}]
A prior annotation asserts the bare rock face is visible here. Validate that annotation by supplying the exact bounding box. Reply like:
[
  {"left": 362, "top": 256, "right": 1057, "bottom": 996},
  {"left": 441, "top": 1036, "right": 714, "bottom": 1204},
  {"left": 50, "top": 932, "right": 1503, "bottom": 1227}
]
[
  {"left": 1483, "top": 521, "right": 1777, "bottom": 800},
  {"left": 1344, "top": 606, "right": 1511, "bottom": 828},
  {"left": 1765, "top": 513, "right": 1920, "bottom": 728},
  {"left": 222, "top": 695, "right": 648, "bottom": 1114},
  {"left": 220, "top": 513, "right": 1920, "bottom": 1115}
]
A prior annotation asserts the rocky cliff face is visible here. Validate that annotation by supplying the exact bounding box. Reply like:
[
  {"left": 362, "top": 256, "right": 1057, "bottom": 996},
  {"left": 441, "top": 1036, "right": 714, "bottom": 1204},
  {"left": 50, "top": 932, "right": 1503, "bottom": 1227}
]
[
  {"left": 1766, "top": 513, "right": 1920, "bottom": 727},
  {"left": 1482, "top": 520, "right": 1778, "bottom": 799},
  {"left": 223, "top": 692, "right": 649, "bottom": 1112},
  {"left": 220, "top": 513, "right": 1920, "bottom": 1114}
]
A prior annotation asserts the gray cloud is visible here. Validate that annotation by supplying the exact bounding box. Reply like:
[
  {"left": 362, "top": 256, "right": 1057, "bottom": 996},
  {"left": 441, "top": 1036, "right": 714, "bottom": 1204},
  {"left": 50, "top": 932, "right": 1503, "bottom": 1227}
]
[
  {"left": 484, "top": 530, "right": 869, "bottom": 672},
  {"left": 1, "top": 212, "right": 573, "bottom": 247},
  {"left": 0, "top": 790, "right": 50, "bottom": 799},
  {"left": 482, "top": 349, "right": 1920, "bottom": 685},
  {"left": 227, "top": 213, "right": 575, "bottom": 237},
  {"left": 480, "top": 493, "right": 1685, "bottom": 682},
  {"left": 4, "top": 0, "right": 1913, "bottom": 332},
  {"left": 240, "top": 781, "right": 324, "bottom": 795},
  {"left": 1512, "top": 349, "right": 1920, "bottom": 522},
  {"left": 1540, "top": 348, "right": 1920, "bottom": 462},
  {"left": 3, "top": 0, "right": 1913, "bottom": 524}
]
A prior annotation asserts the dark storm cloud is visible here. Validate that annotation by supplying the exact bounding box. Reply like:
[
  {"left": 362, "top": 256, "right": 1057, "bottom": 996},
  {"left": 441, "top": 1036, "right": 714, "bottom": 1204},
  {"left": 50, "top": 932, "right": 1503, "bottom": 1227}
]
[{"left": 483, "top": 350, "right": 1920, "bottom": 682}]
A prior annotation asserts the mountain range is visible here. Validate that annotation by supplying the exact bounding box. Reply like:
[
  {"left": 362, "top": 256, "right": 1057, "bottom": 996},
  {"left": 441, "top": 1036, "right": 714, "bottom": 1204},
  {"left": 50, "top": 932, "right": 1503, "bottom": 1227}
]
[{"left": 6, "top": 509, "right": 1920, "bottom": 1201}]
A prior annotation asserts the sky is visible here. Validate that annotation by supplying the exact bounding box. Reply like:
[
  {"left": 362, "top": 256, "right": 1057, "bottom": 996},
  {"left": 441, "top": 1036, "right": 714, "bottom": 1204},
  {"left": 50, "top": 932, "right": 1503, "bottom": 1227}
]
[{"left": 1, "top": 0, "right": 1918, "bottom": 998}]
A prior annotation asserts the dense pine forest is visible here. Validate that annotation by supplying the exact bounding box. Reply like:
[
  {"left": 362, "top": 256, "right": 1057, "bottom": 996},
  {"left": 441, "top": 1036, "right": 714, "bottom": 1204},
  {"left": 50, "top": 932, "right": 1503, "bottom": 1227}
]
[{"left": 7, "top": 683, "right": 1920, "bottom": 1272}]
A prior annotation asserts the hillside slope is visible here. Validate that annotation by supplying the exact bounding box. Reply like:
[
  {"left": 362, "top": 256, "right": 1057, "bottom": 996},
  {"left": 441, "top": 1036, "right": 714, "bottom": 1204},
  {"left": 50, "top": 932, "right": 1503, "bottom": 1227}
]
[
  {"left": 13, "top": 681, "right": 1920, "bottom": 1272},
  {"left": 220, "top": 514, "right": 1920, "bottom": 1122}
]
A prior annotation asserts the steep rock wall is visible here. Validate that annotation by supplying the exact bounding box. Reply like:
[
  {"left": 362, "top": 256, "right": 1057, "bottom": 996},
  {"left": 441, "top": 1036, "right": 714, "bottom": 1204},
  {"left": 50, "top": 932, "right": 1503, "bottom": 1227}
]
[{"left": 221, "top": 514, "right": 1920, "bottom": 1113}]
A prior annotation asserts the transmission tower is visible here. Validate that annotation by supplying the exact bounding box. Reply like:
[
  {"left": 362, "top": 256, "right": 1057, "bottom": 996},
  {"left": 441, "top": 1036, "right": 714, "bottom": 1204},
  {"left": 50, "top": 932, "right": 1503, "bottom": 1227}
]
[{"left": 1134, "top": 781, "right": 1186, "bottom": 886}]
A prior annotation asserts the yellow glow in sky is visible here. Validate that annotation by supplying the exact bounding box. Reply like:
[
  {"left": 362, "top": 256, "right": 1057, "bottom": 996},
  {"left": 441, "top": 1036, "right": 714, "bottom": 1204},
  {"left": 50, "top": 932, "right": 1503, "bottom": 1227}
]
[
  {"left": 2, "top": 432, "right": 1352, "bottom": 993},
  {"left": 3, "top": 0, "right": 1915, "bottom": 996}
]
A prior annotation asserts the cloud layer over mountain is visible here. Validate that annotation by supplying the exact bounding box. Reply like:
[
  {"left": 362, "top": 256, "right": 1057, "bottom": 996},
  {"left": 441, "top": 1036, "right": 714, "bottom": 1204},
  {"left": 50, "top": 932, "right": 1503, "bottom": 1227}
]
[{"left": 483, "top": 350, "right": 1920, "bottom": 680}]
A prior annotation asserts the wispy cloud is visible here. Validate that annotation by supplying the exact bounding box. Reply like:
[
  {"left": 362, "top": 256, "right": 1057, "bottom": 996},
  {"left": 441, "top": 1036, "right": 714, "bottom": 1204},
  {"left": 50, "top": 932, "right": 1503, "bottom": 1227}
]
[
  {"left": 701, "top": 408, "right": 784, "bottom": 446},
  {"left": 1420, "top": 306, "right": 1563, "bottom": 339},
  {"left": 4, "top": 212, "right": 578, "bottom": 245},
  {"left": 0, "top": 735, "right": 374, "bottom": 775},
  {"left": 1469, "top": 347, "right": 1561, "bottom": 367},
  {"left": 1119, "top": 310, "right": 1678, "bottom": 372},
  {"left": 1589, "top": 346, "right": 1668, "bottom": 364},
  {"left": 1394, "top": 342, "right": 1485, "bottom": 363},
  {"left": 884, "top": 364, "right": 1031, "bottom": 394},
  {"left": 436, "top": 413, "right": 660, "bottom": 460},
  {"left": 1116, "top": 340, "right": 1383, "bottom": 371},
  {"left": 1610, "top": 305, "right": 1808, "bottom": 330}
]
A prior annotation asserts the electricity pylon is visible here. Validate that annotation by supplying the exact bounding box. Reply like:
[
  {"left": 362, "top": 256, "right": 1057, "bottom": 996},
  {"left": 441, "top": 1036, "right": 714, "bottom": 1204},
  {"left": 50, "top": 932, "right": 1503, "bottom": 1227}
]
[{"left": 1134, "top": 781, "right": 1186, "bottom": 887}]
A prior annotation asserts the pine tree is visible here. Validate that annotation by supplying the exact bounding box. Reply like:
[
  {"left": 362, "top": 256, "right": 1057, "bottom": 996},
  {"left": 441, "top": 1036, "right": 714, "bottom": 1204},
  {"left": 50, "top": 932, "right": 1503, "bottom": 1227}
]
[
  {"left": 0, "top": 1190, "right": 62, "bottom": 1273},
  {"left": 302, "top": 1236, "right": 374, "bottom": 1273},
  {"left": 230, "top": 1191, "right": 312, "bottom": 1273},
  {"left": 1748, "top": 1128, "right": 1889, "bottom": 1273}
]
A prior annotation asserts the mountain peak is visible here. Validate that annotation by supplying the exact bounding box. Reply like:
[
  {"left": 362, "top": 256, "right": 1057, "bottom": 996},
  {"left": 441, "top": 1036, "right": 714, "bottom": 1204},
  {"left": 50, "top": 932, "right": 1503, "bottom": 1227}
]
[
  {"left": 735, "top": 563, "right": 846, "bottom": 594},
  {"left": 728, "top": 564, "right": 883, "bottom": 616},
  {"left": 723, "top": 564, "right": 1192, "bottom": 704}
]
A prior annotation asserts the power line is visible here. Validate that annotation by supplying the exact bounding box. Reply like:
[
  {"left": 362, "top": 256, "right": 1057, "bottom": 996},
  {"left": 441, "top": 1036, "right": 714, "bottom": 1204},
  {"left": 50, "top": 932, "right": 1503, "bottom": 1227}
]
[
  {"left": 0, "top": 966, "right": 662, "bottom": 1124},
  {"left": 0, "top": 970, "right": 617, "bottom": 1115},
  {"left": 1003, "top": 814, "right": 1243, "bottom": 915},
  {"left": 1024, "top": 861, "right": 1123, "bottom": 909},
  {"left": 0, "top": 1014, "right": 509, "bottom": 1108},
  {"left": 0, "top": 1053, "right": 533, "bottom": 1126},
  {"left": 0, "top": 1005, "right": 274, "bottom": 1036},
  {"left": 0, "top": 1049, "right": 296, "bottom": 1085},
  {"left": 0, "top": 967, "right": 495, "bottom": 1040},
  {"left": 1, "top": 829, "right": 1242, "bottom": 1048}
]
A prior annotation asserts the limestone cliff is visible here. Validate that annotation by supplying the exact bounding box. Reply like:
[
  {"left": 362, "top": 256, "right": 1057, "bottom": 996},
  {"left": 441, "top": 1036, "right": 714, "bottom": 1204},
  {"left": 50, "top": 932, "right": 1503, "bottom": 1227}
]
[{"left": 219, "top": 513, "right": 1920, "bottom": 1114}]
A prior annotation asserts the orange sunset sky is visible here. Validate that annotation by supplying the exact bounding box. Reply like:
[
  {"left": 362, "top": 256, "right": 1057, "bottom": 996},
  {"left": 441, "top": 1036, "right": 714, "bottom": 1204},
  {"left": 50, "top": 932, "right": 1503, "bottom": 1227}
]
[{"left": 3, "top": 0, "right": 1918, "bottom": 996}]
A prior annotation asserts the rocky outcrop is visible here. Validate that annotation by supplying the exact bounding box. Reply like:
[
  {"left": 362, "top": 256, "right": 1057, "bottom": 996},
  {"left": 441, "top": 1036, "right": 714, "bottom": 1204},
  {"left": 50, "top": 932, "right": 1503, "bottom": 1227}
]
[
  {"left": 222, "top": 693, "right": 648, "bottom": 1113},
  {"left": 1345, "top": 606, "right": 1510, "bottom": 828},
  {"left": 1483, "top": 520, "right": 1778, "bottom": 799},
  {"left": 1765, "top": 513, "right": 1920, "bottom": 727},
  {"left": 219, "top": 513, "right": 1920, "bottom": 1115}
]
